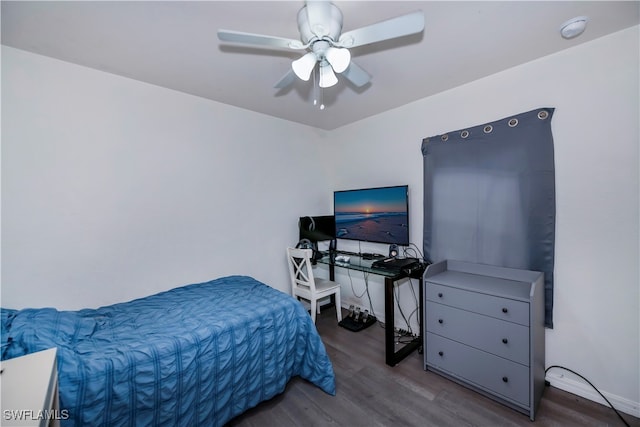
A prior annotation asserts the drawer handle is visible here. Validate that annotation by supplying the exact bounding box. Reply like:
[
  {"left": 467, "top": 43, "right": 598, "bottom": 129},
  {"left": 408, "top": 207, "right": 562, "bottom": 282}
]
[
  {"left": 438, "top": 351, "right": 444, "bottom": 357},
  {"left": 437, "top": 292, "right": 443, "bottom": 298},
  {"left": 502, "top": 338, "right": 508, "bottom": 344},
  {"left": 502, "top": 376, "right": 509, "bottom": 383},
  {"left": 502, "top": 307, "right": 509, "bottom": 313},
  {"left": 438, "top": 319, "right": 443, "bottom": 324}
]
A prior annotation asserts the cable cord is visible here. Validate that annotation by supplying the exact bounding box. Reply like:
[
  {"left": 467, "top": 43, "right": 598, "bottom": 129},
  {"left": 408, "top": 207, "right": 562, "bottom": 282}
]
[
  {"left": 363, "top": 272, "right": 377, "bottom": 320},
  {"left": 405, "top": 243, "right": 425, "bottom": 260},
  {"left": 402, "top": 246, "right": 418, "bottom": 260},
  {"left": 347, "top": 267, "right": 367, "bottom": 299},
  {"left": 545, "top": 365, "right": 630, "bottom": 426},
  {"left": 393, "top": 283, "right": 412, "bottom": 335},
  {"left": 408, "top": 277, "right": 420, "bottom": 312},
  {"left": 406, "top": 306, "right": 419, "bottom": 334},
  {"left": 401, "top": 278, "right": 421, "bottom": 336}
]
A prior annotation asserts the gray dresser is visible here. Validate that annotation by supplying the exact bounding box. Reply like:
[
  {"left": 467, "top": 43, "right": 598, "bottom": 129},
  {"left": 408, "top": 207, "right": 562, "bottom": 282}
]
[{"left": 423, "top": 260, "right": 545, "bottom": 420}]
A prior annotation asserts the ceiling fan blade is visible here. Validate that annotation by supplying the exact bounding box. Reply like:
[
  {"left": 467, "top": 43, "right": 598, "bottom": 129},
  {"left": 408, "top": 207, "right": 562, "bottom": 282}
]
[
  {"left": 292, "top": 52, "right": 318, "bottom": 81},
  {"left": 337, "top": 10, "right": 425, "bottom": 48},
  {"left": 341, "top": 61, "right": 371, "bottom": 88},
  {"left": 305, "top": 0, "right": 333, "bottom": 37},
  {"left": 274, "top": 70, "right": 296, "bottom": 89},
  {"left": 218, "top": 29, "right": 305, "bottom": 50},
  {"left": 325, "top": 46, "right": 351, "bottom": 73}
]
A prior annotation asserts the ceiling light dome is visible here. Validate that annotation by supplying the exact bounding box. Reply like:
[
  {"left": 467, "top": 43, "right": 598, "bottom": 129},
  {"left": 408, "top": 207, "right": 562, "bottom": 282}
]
[{"left": 560, "top": 16, "right": 589, "bottom": 39}]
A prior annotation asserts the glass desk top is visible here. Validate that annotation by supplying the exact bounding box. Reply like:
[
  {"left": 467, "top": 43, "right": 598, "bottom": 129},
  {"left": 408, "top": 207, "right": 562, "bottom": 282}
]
[{"left": 316, "top": 252, "right": 402, "bottom": 278}]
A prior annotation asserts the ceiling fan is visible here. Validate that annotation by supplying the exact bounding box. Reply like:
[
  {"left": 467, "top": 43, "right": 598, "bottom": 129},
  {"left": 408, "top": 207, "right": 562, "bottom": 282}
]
[{"left": 217, "top": 1, "right": 425, "bottom": 90}]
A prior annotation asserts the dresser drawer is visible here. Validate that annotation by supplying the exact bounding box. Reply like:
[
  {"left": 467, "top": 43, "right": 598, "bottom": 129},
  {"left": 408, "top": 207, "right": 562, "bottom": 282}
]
[
  {"left": 426, "top": 333, "right": 529, "bottom": 407},
  {"left": 426, "top": 282, "right": 530, "bottom": 326},
  {"left": 425, "top": 301, "right": 530, "bottom": 365}
]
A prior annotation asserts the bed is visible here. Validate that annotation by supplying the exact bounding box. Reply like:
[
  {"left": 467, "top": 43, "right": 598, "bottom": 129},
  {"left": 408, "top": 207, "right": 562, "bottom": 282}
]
[{"left": 1, "top": 275, "right": 336, "bottom": 426}]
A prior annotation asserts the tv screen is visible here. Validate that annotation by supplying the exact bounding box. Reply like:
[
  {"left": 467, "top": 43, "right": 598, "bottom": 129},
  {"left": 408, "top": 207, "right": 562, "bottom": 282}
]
[{"left": 334, "top": 185, "right": 409, "bottom": 246}]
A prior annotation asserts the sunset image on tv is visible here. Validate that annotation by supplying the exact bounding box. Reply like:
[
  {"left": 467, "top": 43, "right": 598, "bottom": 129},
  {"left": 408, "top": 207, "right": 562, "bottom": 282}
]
[{"left": 334, "top": 186, "right": 409, "bottom": 245}]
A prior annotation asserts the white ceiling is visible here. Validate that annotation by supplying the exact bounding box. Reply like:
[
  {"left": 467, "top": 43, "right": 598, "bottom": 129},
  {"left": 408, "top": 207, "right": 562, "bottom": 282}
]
[{"left": 2, "top": 1, "right": 638, "bottom": 130}]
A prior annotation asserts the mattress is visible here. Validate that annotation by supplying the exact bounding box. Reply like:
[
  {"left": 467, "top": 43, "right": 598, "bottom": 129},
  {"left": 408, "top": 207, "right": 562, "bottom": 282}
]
[{"left": 1, "top": 275, "right": 336, "bottom": 426}]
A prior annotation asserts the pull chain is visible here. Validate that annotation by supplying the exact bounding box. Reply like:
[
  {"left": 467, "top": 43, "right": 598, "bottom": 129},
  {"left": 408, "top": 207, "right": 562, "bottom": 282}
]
[
  {"left": 312, "top": 65, "right": 325, "bottom": 110},
  {"left": 312, "top": 66, "right": 318, "bottom": 106}
]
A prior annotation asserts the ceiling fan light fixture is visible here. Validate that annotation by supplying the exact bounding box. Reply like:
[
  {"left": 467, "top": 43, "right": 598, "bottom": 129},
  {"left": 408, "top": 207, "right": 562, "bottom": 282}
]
[
  {"left": 219, "top": 5, "right": 425, "bottom": 94},
  {"left": 325, "top": 46, "right": 351, "bottom": 73},
  {"left": 319, "top": 64, "right": 338, "bottom": 88},
  {"left": 292, "top": 51, "right": 317, "bottom": 81}
]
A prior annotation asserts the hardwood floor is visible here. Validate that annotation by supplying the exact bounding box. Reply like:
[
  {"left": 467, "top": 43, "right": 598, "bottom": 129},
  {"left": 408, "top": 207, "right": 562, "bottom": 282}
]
[{"left": 228, "top": 308, "right": 639, "bottom": 426}]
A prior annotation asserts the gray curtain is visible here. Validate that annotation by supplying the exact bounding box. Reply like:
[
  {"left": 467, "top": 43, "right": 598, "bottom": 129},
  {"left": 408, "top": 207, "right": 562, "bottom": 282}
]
[{"left": 422, "top": 108, "right": 556, "bottom": 327}]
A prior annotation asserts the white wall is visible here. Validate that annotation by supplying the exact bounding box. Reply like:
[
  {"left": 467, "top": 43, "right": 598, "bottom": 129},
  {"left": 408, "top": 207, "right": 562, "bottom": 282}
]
[
  {"left": 2, "top": 25, "right": 638, "bottom": 416},
  {"left": 1, "top": 46, "right": 331, "bottom": 308},
  {"left": 326, "top": 26, "right": 639, "bottom": 416}
]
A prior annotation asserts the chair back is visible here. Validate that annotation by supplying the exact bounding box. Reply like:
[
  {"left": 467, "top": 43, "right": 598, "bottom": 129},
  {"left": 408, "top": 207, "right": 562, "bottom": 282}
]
[{"left": 286, "top": 247, "right": 316, "bottom": 294}]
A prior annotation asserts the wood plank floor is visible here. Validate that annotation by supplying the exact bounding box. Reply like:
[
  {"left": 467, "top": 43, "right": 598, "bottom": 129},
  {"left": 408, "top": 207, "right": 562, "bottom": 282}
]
[{"left": 228, "top": 308, "right": 639, "bottom": 426}]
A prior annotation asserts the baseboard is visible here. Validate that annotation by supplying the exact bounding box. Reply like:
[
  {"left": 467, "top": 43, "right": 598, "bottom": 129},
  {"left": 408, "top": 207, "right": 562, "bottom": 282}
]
[{"left": 546, "top": 371, "right": 640, "bottom": 418}]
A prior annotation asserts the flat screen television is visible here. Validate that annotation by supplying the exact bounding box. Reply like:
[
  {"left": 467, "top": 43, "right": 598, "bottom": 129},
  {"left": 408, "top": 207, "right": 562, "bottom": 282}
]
[{"left": 333, "top": 185, "right": 409, "bottom": 246}]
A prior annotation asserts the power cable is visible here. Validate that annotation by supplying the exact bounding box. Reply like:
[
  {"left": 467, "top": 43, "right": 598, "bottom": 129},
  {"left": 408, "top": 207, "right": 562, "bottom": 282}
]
[{"left": 545, "top": 365, "right": 630, "bottom": 427}]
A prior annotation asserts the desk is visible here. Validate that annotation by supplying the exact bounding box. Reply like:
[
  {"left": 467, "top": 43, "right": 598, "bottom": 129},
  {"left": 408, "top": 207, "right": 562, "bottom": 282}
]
[{"left": 317, "top": 252, "right": 425, "bottom": 366}]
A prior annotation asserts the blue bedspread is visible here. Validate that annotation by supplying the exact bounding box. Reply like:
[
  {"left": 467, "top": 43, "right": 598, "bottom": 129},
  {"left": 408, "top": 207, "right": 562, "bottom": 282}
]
[{"left": 1, "top": 275, "right": 336, "bottom": 426}]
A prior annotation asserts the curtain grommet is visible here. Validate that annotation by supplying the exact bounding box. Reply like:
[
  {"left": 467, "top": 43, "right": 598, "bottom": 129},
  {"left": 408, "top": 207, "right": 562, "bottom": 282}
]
[
  {"left": 537, "top": 110, "right": 549, "bottom": 120},
  {"left": 483, "top": 125, "right": 493, "bottom": 134},
  {"left": 508, "top": 118, "right": 518, "bottom": 127},
  {"left": 461, "top": 130, "right": 469, "bottom": 138},
  {"left": 441, "top": 134, "right": 449, "bottom": 142}
]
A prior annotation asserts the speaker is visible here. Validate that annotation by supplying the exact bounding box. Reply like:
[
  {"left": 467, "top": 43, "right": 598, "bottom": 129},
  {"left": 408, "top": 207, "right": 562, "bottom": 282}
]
[{"left": 389, "top": 244, "right": 399, "bottom": 258}]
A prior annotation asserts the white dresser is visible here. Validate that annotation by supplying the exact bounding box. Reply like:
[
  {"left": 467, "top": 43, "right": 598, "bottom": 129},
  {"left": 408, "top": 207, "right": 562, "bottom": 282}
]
[
  {"left": 423, "top": 260, "right": 545, "bottom": 420},
  {"left": 0, "top": 348, "right": 61, "bottom": 427}
]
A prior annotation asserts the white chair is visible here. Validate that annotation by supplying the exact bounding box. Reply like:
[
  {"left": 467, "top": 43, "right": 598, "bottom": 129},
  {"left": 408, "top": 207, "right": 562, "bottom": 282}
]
[{"left": 286, "top": 247, "right": 342, "bottom": 324}]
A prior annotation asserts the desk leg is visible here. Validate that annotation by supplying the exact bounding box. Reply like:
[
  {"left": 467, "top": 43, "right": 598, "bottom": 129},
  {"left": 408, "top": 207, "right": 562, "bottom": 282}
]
[
  {"left": 384, "top": 277, "right": 395, "bottom": 366},
  {"left": 329, "top": 264, "right": 336, "bottom": 309},
  {"left": 384, "top": 276, "right": 423, "bottom": 367}
]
